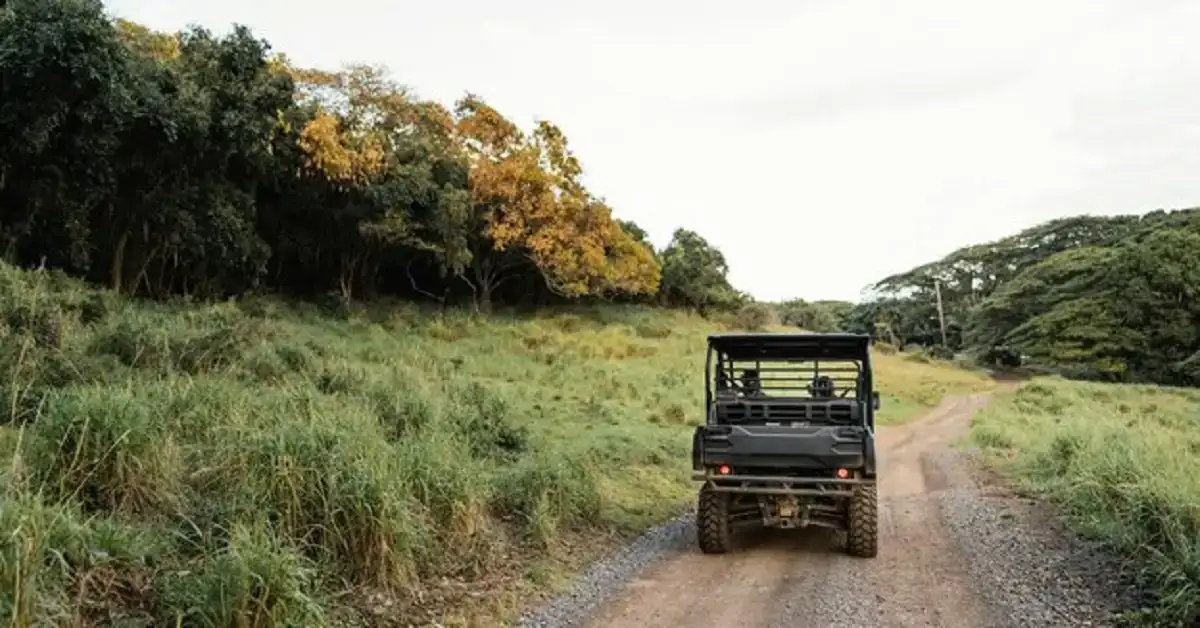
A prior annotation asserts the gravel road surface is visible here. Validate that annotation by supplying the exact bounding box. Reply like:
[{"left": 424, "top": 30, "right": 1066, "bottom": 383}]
[{"left": 518, "top": 394, "right": 1138, "bottom": 628}]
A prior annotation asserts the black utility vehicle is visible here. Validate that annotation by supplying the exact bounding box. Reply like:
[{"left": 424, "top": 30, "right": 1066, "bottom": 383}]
[{"left": 691, "top": 333, "right": 880, "bottom": 557}]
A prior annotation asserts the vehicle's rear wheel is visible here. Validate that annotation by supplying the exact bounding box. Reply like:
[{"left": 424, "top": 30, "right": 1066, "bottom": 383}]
[
  {"left": 696, "top": 485, "right": 732, "bottom": 554},
  {"left": 845, "top": 483, "right": 878, "bottom": 558}
]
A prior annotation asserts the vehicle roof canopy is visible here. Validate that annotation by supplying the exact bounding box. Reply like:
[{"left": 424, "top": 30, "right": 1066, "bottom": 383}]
[{"left": 707, "top": 333, "right": 871, "bottom": 361}]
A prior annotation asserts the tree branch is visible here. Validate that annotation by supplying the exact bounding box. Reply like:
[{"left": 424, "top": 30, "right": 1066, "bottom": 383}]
[{"left": 405, "top": 259, "right": 445, "bottom": 303}]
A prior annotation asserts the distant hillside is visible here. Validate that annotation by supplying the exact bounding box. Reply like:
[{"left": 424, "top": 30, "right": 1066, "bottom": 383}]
[{"left": 848, "top": 207, "right": 1200, "bottom": 385}]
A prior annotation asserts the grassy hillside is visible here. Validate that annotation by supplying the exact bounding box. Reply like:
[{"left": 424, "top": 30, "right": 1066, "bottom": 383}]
[
  {"left": 0, "top": 262, "right": 991, "bottom": 626},
  {"left": 971, "top": 379, "right": 1200, "bottom": 625}
]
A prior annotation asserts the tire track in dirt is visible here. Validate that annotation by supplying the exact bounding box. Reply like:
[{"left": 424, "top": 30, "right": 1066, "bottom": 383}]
[{"left": 583, "top": 394, "right": 997, "bottom": 628}]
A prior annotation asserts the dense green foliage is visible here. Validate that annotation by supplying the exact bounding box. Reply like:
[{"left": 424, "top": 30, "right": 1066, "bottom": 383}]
[
  {"left": 0, "top": 0, "right": 747, "bottom": 316},
  {"left": 850, "top": 209, "right": 1200, "bottom": 384},
  {"left": 657, "top": 228, "right": 746, "bottom": 313},
  {"left": 774, "top": 298, "right": 854, "bottom": 332}
]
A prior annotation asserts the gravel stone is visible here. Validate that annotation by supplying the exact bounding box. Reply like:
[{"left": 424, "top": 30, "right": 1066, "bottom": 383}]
[
  {"left": 932, "top": 448, "right": 1142, "bottom": 627},
  {"left": 516, "top": 448, "right": 1141, "bottom": 628},
  {"left": 514, "top": 511, "right": 696, "bottom": 628}
]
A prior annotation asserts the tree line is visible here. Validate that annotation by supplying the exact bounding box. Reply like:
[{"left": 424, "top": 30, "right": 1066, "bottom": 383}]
[
  {"left": 838, "top": 208, "right": 1200, "bottom": 386},
  {"left": 0, "top": 0, "right": 748, "bottom": 314},
  {"left": 12, "top": 0, "right": 1190, "bottom": 386}
]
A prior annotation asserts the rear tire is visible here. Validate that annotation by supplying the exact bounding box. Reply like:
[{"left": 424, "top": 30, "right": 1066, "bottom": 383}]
[
  {"left": 846, "top": 483, "right": 878, "bottom": 558},
  {"left": 696, "top": 485, "right": 732, "bottom": 554}
]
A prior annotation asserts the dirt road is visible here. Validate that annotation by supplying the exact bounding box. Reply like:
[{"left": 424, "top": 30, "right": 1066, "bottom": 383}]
[{"left": 583, "top": 394, "right": 999, "bottom": 628}]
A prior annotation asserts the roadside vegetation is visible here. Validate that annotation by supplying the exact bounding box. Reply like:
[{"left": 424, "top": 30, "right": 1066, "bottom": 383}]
[
  {"left": 972, "top": 379, "right": 1200, "bottom": 626},
  {"left": 0, "top": 262, "right": 989, "bottom": 625}
]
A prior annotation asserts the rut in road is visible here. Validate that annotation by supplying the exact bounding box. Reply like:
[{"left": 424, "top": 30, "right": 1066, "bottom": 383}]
[{"left": 584, "top": 394, "right": 997, "bottom": 628}]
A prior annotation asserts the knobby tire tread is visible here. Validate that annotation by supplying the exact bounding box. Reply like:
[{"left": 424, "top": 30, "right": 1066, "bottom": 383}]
[
  {"left": 697, "top": 486, "right": 732, "bottom": 554},
  {"left": 846, "top": 483, "right": 879, "bottom": 558}
]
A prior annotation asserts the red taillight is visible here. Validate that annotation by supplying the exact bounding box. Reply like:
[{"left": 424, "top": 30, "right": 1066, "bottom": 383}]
[
  {"left": 835, "top": 468, "right": 850, "bottom": 479},
  {"left": 717, "top": 465, "right": 731, "bottom": 475}
]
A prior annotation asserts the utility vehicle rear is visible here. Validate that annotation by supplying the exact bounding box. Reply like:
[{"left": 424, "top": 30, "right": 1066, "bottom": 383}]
[{"left": 691, "top": 332, "right": 880, "bottom": 557}]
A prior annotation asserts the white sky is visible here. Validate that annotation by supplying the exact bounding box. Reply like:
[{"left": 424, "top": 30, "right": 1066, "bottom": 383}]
[{"left": 104, "top": 0, "right": 1200, "bottom": 302}]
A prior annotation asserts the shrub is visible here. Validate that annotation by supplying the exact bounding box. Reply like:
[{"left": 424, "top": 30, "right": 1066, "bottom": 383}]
[
  {"left": 926, "top": 345, "right": 955, "bottom": 360},
  {"left": 27, "top": 386, "right": 184, "bottom": 515},
  {"left": 157, "top": 525, "right": 325, "bottom": 627},
  {"left": 732, "top": 302, "right": 772, "bottom": 331},
  {"left": 444, "top": 380, "right": 530, "bottom": 460},
  {"left": 492, "top": 451, "right": 602, "bottom": 546}
]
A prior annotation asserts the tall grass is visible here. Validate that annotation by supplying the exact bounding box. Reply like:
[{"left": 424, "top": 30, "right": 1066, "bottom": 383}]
[
  {"left": 971, "top": 378, "right": 1200, "bottom": 625},
  {"left": 0, "top": 262, "right": 990, "bottom": 625}
]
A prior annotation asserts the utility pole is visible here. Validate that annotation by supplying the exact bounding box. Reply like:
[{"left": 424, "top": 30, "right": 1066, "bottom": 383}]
[{"left": 934, "top": 279, "right": 948, "bottom": 347}]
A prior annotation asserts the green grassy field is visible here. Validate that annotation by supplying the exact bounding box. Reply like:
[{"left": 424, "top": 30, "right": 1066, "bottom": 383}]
[
  {"left": 971, "top": 378, "right": 1200, "bottom": 625},
  {"left": 0, "top": 262, "right": 993, "bottom": 626}
]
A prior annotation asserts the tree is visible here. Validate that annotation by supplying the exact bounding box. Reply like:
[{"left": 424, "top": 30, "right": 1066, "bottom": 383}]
[
  {"left": 616, "top": 219, "right": 651, "bottom": 248},
  {"left": 285, "top": 64, "right": 471, "bottom": 299},
  {"left": 843, "top": 297, "right": 940, "bottom": 347},
  {"left": 964, "top": 246, "right": 1116, "bottom": 355},
  {"left": 452, "top": 96, "right": 659, "bottom": 311},
  {"left": 777, "top": 299, "right": 851, "bottom": 332},
  {"left": 0, "top": 0, "right": 132, "bottom": 272},
  {"left": 102, "top": 25, "right": 291, "bottom": 297},
  {"left": 862, "top": 213, "right": 1157, "bottom": 352},
  {"left": 964, "top": 228, "right": 1200, "bottom": 383},
  {"left": 116, "top": 18, "right": 180, "bottom": 60},
  {"left": 1097, "top": 228, "right": 1200, "bottom": 383},
  {"left": 658, "top": 229, "right": 743, "bottom": 313}
]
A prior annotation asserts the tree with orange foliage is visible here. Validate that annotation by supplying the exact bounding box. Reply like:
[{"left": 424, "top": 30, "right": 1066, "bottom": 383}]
[
  {"left": 288, "top": 64, "right": 471, "bottom": 298},
  {"left": 452, "top": 95, "right": 659, "bottom": 311}
]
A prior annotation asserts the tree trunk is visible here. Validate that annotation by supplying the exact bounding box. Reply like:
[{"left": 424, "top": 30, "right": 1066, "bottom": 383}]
[
  {"left": 469, "top": 247, "right": 521, "bottom": 314},
  {"left": 475, "top": 284, "right": 491, "bottom": 314},
  {"left": 471, "top": 255, "right": 494, "bottom": 314},
  {"left": 133, "top": 242, "right": 162, "bottom": 297},
  {"left": 111, "top": 229, "right": 130, "bottom": 294},
  {"left": 361, "top": 248, "right": 382, "bottom": 299},
  {"left": 339, "top": 253, "right": 360, "bottom": 301}
]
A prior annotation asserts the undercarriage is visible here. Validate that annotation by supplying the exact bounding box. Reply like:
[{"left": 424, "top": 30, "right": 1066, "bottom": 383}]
[
  {"left": 692, "top": 467, "right": 878, "bottom": 556},
  {"left": 695, "top": 469, "right": 861, "bottom": 528}
]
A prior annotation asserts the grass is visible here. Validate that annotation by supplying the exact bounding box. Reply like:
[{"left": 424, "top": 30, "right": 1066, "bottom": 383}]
[
  {"left": 0, "top": 262, "right": 991, "bottom": 626},
  {"left": 873, "top": 351, "right": 994, "bottom": 423},
  {"left": 971, "top": 378, "right": 1200, "bottom": 626}
]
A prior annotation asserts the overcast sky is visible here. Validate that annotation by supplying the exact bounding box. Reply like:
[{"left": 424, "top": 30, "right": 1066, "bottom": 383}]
[{"left": 104, "top": 0, "right": 1200, "bottom": 302}]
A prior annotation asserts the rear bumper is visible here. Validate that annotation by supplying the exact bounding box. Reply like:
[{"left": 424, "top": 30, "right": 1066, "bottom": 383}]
[
  {"left": 696, "top": 470, "right": 873, "bottom": 497},
  {"left": 693, "top": 471, "right": 875, "bottom": 497}
]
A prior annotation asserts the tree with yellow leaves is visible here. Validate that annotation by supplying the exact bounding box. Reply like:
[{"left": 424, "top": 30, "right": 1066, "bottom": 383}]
[
  {"left": 287, "top": 64, "right": 470, "bottom": 299},
  {"left": 116, "top": 19, "right": 180, "bottom": 60},
  {"left": 452, "top": 95, "right": 659, "bottom": 311}
]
